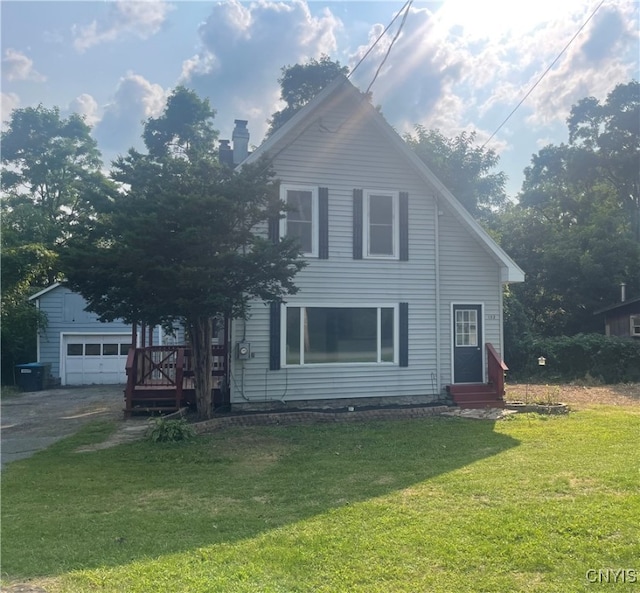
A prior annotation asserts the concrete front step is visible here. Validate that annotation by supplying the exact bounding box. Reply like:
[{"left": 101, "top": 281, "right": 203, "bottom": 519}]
[
  {"left": 452, "top": 392, "right": 501, "bottom": 403},
  {"left": 455, "top": 400, "right": 506, "bottom": 409},
  {"left": 448, "top": 383, "right": 498, "bottom": 395}
]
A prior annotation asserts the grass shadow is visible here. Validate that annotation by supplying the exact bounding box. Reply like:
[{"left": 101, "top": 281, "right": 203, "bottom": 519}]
[{"left": 1, "top": 416, "right": 519, "bottom": 579}]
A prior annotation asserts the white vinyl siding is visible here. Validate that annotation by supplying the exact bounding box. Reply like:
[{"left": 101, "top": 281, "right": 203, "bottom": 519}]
[
  {"left": 280, "top": 184, "right": 318, "bottom": 257},
  {"left": 230, "top": 86, "right": 506, "bottom": 403}
]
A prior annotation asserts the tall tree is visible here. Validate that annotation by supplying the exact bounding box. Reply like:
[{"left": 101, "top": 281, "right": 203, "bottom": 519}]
[
  {"left": 1, "top": 105, "right": 111, "bottom": 381},
  {"left": 268, "top": 55, "right": 349, "bottom": 136},
  {"left": 567, "top": 80, "right": 640, "bottom": 240},
  {"left": 61, "top": 87, "right": 306, "bottom": 419},
  {"left": 1, "top": 105, "right": 109, "bottom": 251},
  {"left": 404, "top": 127, "right": 507, "bottom": 223},
  {"left": 499, "top": 82, "right": 640, "bottom": 337}
]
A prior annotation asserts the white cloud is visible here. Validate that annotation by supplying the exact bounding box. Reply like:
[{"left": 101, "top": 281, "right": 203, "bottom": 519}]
[
  {"left": 179, "top": 0, "right": 342, "bottom": 142},
  {"left": 69, "top": 93, "right": 100, "bottom": 127},
  {"left": 2, "top": 48, "right": 46, "bottom": 82},
  {"left": 93, "top": 73, "right": 166, "bottom": 154},
  {"left": 521, "top": 2, "right": 639, "bottom": 128},
  {"left": 73, "top": 0, "right": 174, "bottom": 53},
  {"left": 461, "top": 1, "right": 639, "bottom": 131},
  {"left": 1, "top": 92, "right": 20, "bottom": 127},
  {"left": 348, "top": 5, "right": 469, "bottom": 136}
]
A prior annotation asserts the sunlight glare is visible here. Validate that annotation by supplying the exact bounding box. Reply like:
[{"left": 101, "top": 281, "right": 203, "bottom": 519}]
[{"left": 437, "top": 0, "right": 586, "bottom": 40}]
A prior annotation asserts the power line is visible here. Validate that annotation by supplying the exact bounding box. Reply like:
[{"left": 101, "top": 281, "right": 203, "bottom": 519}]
[
  {"left": 349, "top": 0, "right": 412, "bottom": 81},
  {"left": 482, "top": 0, "right": 606, "bottom": 149},
  {"left": 366, "top": 0, "right": 413, "bottom": 95}
]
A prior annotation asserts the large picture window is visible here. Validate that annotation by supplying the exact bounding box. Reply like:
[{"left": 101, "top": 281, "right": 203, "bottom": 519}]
[
  {"left": 364, "top": 191, "right": 398, "bottom": 258},
  {"left": 280, "top": 185, "right": 318, "bottom": 256},
  {"left": 283, "top": 305, "right": 396, "bottom": 365}
]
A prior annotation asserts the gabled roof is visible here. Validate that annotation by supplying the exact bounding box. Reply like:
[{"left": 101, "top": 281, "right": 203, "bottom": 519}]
[
  {"left": 29, "top": 282, "right": 63, "bottom": 301},
  {"left": 243, "top": 75, "right": 525, "bottom": 283},
  {"left": 594, "top": 296, "right": 640, "bottom": 315}
]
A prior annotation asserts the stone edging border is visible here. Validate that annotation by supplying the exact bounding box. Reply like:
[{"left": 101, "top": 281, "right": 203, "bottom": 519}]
[
  {"left": 192, "top": 405, "right": 452, "bottom": 434},
  {"left": 505, "top": 402, "right": 570, "bottom": 415}
]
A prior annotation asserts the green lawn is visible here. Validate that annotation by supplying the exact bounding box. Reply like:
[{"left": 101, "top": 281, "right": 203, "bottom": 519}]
[{"left": 2, "top": 407, "right": 639, "bottom": 592}]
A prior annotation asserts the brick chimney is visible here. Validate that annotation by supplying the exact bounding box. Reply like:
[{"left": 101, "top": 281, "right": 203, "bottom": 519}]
[
  {"left": 232, "top": 119, "right": 249, "bottom": 165},
  {"left": 218, "top": 139, "right": 233, "bottom": 167}
]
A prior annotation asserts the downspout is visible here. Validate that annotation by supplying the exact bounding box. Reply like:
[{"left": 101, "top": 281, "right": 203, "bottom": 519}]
[
  {"left": 499, "top": 276, "right": 505, "bottom": 360},
  {"left": 434, "top": 197, "right": 441, "bottom": 394},
  {"left": 35, "top": 299, "right": 41, "bottom": 362}
]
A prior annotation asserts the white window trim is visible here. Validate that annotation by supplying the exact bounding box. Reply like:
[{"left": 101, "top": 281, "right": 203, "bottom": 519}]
[
  {"left": 280, "top": 303, "right": 399, "bottom": 367},
  {"left": 450, "top": 302, "right": 486, "bottom": 384},
  {"left": 363, "top": 190, "right": 399, "bottom": 260},
  {"left": 279, "top": 184, "right": 319, "bottom": 257},
  {"left": 631, "top": 315, "right": 640, "bottom": 337}
]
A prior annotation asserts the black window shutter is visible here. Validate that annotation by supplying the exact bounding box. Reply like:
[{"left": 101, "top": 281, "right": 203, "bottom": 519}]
[
  {"left": 269, "top": 302, "right": 281, "bottom": 370},
  {"left": 399, "top": 302, "right": 409, "bottom": 367},
  {"left": 353, "top": 189, "right": 363, "bottom": 259},
  {"left": 399, "top": 192, "right": 409, "bottom": 261},
  {"left": 268, "top": 214, "right": 280, "bottom": 244},
  {"left": 319, "top": 187, "right": 329, "bottom": 259}
]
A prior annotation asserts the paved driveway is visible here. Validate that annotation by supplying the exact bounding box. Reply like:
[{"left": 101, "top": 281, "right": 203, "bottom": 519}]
[{"left": 1, "top": 385, "right": 126, "bottom": 468}]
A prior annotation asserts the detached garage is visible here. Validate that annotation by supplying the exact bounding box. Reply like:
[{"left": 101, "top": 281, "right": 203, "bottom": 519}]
[
  {"left": 29, "top": 284, "right": 166, "bottom": 386},
  {"left": 61, "top": 333, "right": 132, "bottom": 385},
  {"left": 30, "top": 284, "right": 182, "bottom": 386}
]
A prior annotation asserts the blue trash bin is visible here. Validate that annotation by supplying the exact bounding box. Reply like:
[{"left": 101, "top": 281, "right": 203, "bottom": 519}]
[{"left": 16, "top": 363, "right": 47, "bottom": 391}]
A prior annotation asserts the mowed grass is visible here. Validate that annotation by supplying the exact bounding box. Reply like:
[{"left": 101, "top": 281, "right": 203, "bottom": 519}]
[{"left": 2, "top": 407, "right": 639, "bottom": 593}]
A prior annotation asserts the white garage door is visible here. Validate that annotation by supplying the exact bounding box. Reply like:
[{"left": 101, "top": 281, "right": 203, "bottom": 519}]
[{"left": 63, "top": 334, "right": 132, "bottom": 385}]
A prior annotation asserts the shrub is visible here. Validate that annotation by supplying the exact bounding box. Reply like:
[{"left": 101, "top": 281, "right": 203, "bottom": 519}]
[
  {"left": 507, "top": 333, "right": 640, "bottom": 383},
  {"left": 146, "top": 417, "right": 196, "bottom": 443}
]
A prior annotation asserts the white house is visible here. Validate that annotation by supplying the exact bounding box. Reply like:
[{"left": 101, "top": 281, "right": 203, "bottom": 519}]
[{"left": 226, "top": 75, "right": 524, "bottom": 408}]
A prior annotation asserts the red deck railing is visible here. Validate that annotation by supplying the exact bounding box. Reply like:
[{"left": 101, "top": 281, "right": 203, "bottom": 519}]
[
  {"left": 125, "top": 345, "right": 227, "bottom": 414},
  {"left": 486, "top": 343, "right": 508, "bottom": 398}
]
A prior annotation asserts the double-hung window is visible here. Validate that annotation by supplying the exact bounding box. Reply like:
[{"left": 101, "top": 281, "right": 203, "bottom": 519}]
[
  {"left": 283, "top": 305, "right": 397, "bottom": 365},
  {"left": 280, "top": 184, "right": 318, "bottom": 257},
  {"left": 363, "top": 190, "right": 399, "bottom": 259},
  {"left": 631, "top": 315, "right": 640, "bottom": 337}
]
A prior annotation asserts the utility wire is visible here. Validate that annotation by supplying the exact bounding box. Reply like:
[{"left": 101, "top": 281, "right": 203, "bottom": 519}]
[
  {"left": 349, "top": 0, "right": 413, "bottom": 80},
  {"left": 366, "top": 0, "right": 413, "bottom": 95},
  {"left": 482, "top": 0, "right": 606, "bottom": 149}
]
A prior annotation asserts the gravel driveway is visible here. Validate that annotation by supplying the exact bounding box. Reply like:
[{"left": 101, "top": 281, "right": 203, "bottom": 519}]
[{"left": 1, "top": 385, "right": 127, "bottom": 468}]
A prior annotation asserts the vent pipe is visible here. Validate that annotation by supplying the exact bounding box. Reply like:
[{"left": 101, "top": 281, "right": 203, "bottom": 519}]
[{"left": 621, "top": 282, "right": 627, "bottom": 303}]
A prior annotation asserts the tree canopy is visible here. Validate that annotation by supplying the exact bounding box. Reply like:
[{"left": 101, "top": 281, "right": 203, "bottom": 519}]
[
  {"left": 1, "top": 105, "right": 112, "bottom": 379},
  {"left": 404, "top": 127, "right": 507, "bottom": 223},
  {"left": 267, "top": 55, "right": 349, "bottom": 136},
  {"left": 61, "top": 87, "right": 306, "bottom": 417},
  {"left": 499, "top": 80, "right": 640, "bottom": 338}
]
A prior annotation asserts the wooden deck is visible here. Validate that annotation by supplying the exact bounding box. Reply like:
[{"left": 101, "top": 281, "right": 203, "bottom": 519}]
[
  {"left": 124, "top": 345, "right": 228, "bottom": 416},
  {"left": 447, "top": 343, "right": 508, "bottom": 408}
]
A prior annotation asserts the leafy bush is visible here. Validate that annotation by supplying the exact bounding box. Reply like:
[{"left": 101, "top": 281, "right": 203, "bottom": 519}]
[
  {"left": 507, "top": 333, "right": 640, "bottom": 383},
  {"left": 146, "top": 417, "right": 196, "bottom": 443}
]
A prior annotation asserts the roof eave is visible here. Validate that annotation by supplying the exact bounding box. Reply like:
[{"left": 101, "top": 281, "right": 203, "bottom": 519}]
[
  {"left": 241, "top": 75, "right": 525, "bottom": 284},
  {"left": 28, "top": 282, "right": 62, "bottom": 301},
  {"left": 368, "top": 106, "right": 526, "bottom": 284}
]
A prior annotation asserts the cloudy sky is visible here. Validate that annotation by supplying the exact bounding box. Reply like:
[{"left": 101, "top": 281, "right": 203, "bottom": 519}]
[{"left": 2, "top": 0, "right": 638, "bottom": 199}]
